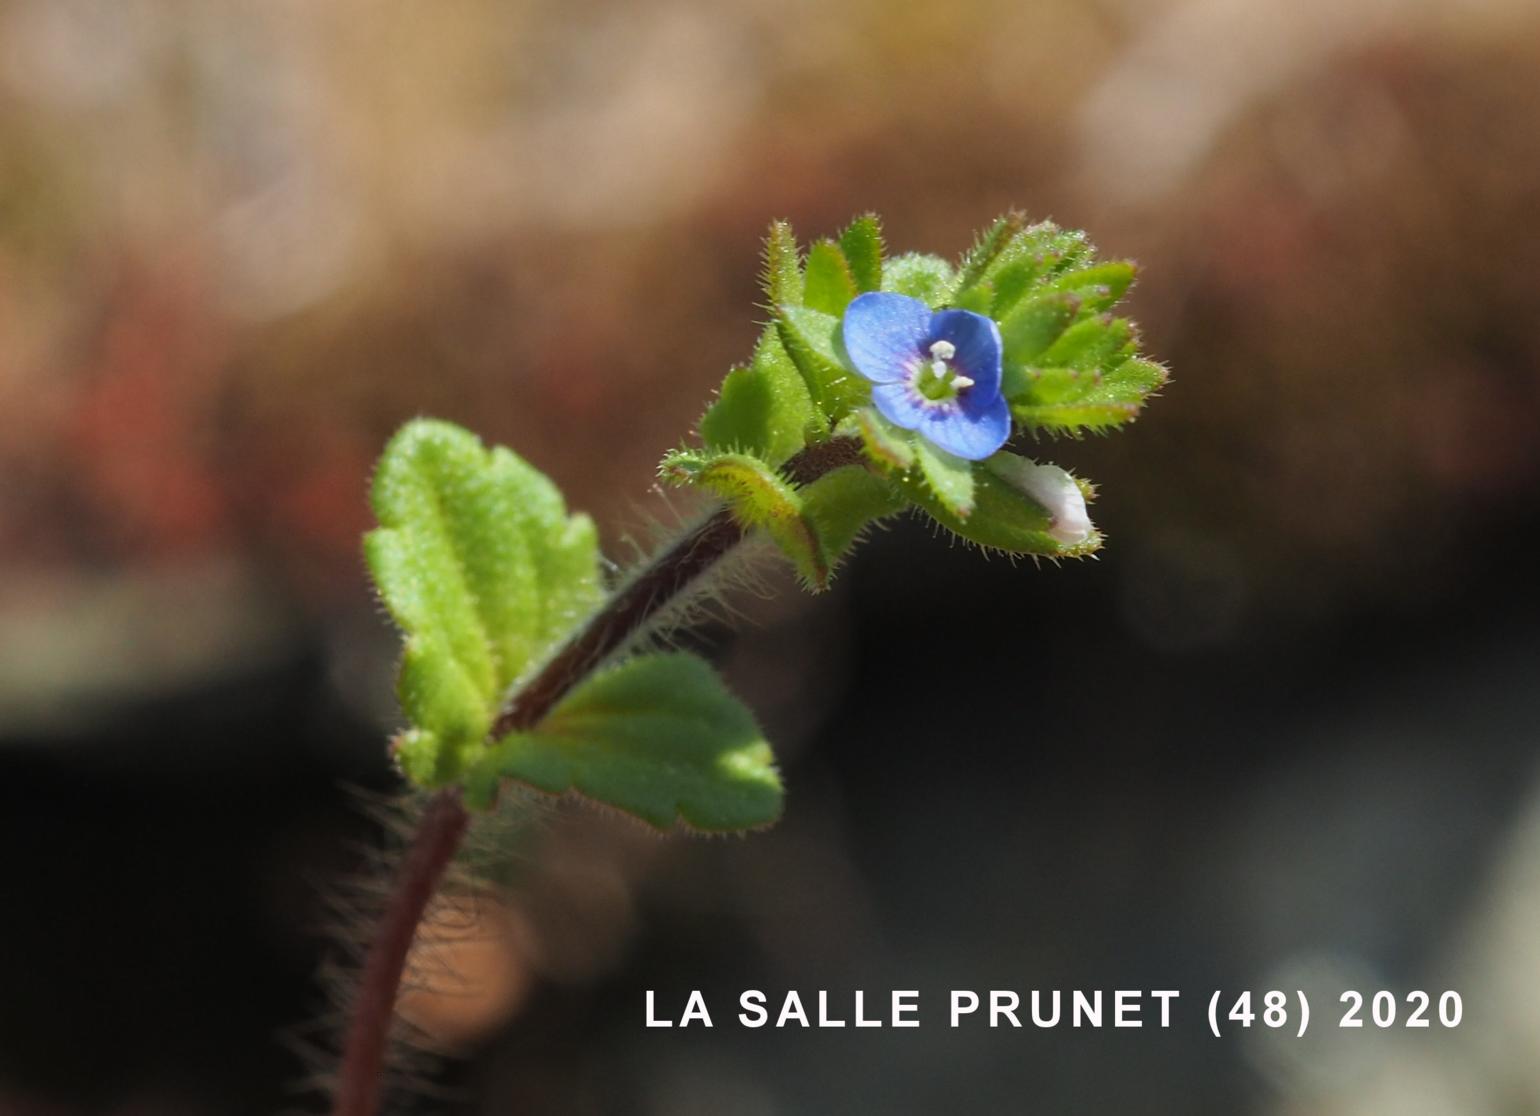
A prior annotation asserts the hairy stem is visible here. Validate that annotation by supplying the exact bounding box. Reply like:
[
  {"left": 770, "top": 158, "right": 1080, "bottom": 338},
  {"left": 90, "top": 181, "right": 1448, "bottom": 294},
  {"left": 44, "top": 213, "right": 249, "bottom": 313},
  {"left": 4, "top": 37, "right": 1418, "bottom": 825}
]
[
  {"left": 332, "top": 437, "right": 863, "bottom": 1115},
  {"left": 333, "top": 789, "right": 469, "bottom": 1116},
  {"left": 489, "top": 506, "right": 745, "bottom": 738}
]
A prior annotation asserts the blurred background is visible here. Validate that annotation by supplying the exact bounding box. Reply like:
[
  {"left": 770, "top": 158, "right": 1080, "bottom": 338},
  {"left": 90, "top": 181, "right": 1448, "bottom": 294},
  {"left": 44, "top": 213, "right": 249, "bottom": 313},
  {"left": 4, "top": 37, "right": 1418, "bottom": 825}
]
[{"left": 2, "top": 0, "right": 1539, "bottom": 1112}]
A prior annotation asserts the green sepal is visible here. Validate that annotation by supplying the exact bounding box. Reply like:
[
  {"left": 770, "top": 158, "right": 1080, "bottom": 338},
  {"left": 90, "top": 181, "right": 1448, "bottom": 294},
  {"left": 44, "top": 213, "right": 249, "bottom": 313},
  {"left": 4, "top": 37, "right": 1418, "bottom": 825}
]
[
  {"left": 913, "top": 440, "right": 975, "bottom": 519},
  {"left": 838, "top": 214, "right": 884, "bottom": 293},
  {"left": 365, "top": 419, "right": 602, "bottom": 785},
  {"left": 882, "top": 252, "right": 954, "bottom": 304},
  {"left": 467, "top": 653, "right": 783, "bottom": 832},
  {"left": 776, "top": 304, "right": 868, "bottom": 422},
  {"left": 802, "top": 240, "right": 859, "bottom": 316},
  {"left": 660, "top": 448, "right": 828, "bottom": 589},
  {"left": 762, "top": 219, "right": 803, "bottom": 308},
  {"left": 837, "top": 407, "right": 916, "bottom": 472},
  {"left": 699, "top": 327, "right": 820, "bottom": 466},
  {"left": 909, "top": 453, "right": 1102, "bottom": 557},
  {"left": 800, "top": 464, "right": 904, "bottom": 576}
]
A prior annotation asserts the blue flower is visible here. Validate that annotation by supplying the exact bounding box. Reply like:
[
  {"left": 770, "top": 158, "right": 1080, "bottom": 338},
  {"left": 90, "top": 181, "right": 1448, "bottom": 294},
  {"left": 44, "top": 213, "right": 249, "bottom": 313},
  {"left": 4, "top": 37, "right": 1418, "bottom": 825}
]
[{"left": 841, "top": 292, "right": 1011, "bottom": 461}]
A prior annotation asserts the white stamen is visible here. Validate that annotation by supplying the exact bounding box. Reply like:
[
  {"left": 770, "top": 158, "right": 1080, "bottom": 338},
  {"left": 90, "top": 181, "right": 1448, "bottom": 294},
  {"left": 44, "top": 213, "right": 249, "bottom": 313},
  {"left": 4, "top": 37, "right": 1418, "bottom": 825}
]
[
  {"left": 926, "top": 339, "right": 965, "bottom": 387},
  {"left": 952, "top": 374, "right": 975, "bottom": 389}
]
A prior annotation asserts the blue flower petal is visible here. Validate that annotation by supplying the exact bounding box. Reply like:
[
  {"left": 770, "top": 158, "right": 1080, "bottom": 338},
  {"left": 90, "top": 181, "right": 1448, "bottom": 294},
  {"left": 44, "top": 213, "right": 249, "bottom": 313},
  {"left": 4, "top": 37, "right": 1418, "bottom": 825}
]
[
  {"left": 869, "top": 380, "right": 932, "bottom": 430},
  {"left": 868, "top": 384, "right": 1012, "bottom": 461},
  {"left": 928, "top": 309, "right": 1003, "bottom": 398},
  {"left": 841, "top": 292, "right": 932, "bottom": 384},
  {"left": 919, "top": 392, "right": 1011, "bottom": 460}
]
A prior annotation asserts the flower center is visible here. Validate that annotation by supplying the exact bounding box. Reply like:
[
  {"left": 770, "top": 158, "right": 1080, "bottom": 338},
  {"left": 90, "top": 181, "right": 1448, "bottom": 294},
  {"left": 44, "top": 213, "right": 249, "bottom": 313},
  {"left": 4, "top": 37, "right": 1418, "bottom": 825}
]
[{"left": 913, "top": 339, "right": 974, "bottom": 402}]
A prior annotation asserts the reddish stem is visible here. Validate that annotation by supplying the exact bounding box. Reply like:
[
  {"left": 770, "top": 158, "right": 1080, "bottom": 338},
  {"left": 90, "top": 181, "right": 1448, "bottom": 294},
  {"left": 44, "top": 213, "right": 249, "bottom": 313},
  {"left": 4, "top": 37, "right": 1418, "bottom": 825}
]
[{"left": 333, "top": 788, "right": 469, "bottom": 1116}]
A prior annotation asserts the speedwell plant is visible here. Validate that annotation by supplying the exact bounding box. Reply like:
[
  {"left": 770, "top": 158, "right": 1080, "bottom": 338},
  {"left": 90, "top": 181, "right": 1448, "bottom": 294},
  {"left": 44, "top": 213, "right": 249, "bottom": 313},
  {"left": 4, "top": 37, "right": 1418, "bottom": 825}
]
[{"left": 334, "top": 213, "right": 1167, "bottom": 1115}]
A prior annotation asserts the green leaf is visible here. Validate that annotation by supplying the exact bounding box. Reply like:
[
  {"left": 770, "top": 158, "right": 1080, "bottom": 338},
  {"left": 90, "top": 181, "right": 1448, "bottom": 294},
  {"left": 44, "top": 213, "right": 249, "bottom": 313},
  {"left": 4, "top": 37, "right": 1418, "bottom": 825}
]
[
  {"left": 1041, "top": 315, "right": 1136, "bottom": 372},
  {"left": 913, "top": 439, "right": 975, "bottom": 519},
  {"left": 762, "top": 219, "right": 803, "bottom": 307},
  {"left": 472, "top": 653, "right": 783, "bottom": 832},
  {"left": 1107, "top": 355, "right": 1169, "bottom": 397},
  {"left": 800, "top": 464, "right": 904, "bottom": 576},
  {"left": 1011, "top": 400, "right": 1142, "bottom": 433},
  {"left": 1010, "top": 356, "right": 1167, "bottom": 434},
  {"left": 988, "top": 258, "right": 1048, "bottom": 319},
  {"left": 838, "top": 214, "right": 884, "bottom": 293},
  {"left": 882, "top": 252, "right": 953, "bottom": 304},
  {"left": 802, "top": 240, "right": 858, "bottom": 316},
  {"left": 776, "top": 304, "right": 868, "bottom": 421},
  {"left": 1049, "top": 261, "right": 1137, "bottom": 313},
  {"left": 699, "top": 328, "right": 820, "bottom": 466},
  {"left": 950, "top": 212, "right": 1026, "bottom": 296},
  {"left": 366, "top": 419, "right": 602, "bottom": 785},
  {"left": 978, "top": 223, "right": 1095, "bottom": 317},
  {"left": 988, "top": 222, "right": 1092, "bottom": 281},
  {"left": 950, "top": 283, "right": 994, "bottom": 314},
  {"left": 1010, "top": 365, "right": 1108, "bottom": 405},
  {"left": 660, "top": 449, "right": 828, "bottom": 589},
  {"left": 910, "top": 456, "right": 1101, "bottom": 557},
  {"left": 998, "top": 291, "right": 1080, "bottom": 365},
  {"left": 837, "top": 406, "right": 916, "bottom": 472}
]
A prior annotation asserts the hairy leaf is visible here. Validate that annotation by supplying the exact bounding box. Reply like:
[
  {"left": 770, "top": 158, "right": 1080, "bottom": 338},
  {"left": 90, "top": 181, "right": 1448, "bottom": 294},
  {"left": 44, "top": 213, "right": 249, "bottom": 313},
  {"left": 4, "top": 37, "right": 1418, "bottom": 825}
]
[
  {"left": 1041, "top": 315, "right": 1136, "bottom": 372},
  {"left": 699, "top": 329, "right": 820, "bottom": 466},
  {"left": 472, "top": 653, "right": 783, "bottom": 832},
  {"left": 911, "top": 461, "right": 1101, "bottom": 557},
  {"left": 800, "top": 464, "right": 904, "bottom": 576},
  {"left": 763, "top": 219, "right": 803, "bottom": 307},
  {"left": 1011, "top": 356, "right": 1167, "bottom": 434},
  {"left": 998, "top": 291, "right": 1080, "bottom": 365},
  {"left": 660, "top": 448, "right": 828, "bottom": 588},
  {"left": 949, "top": 283, "right": 995, "bottom": 314},
  {"left": 366, "top": 419, "right": 601, "bottom": 785},
  {"left": 803, "top": 240, "right": 859, "bottom": 316},
  {"left": 838, "top": 214, "right": 884, "bottom": 293},
  {"left": 950, "top": 212, "right": 1026, "bottom": 296},
  {"left": 777, "top": 304, "right": 868, "bottom": 421},
  {"left": 914, "top": 440, "right": 976, "bottom": 519},
  {"left": 838, "top": 406, "right": 916, "bottom": 472},
  {"left": 1048, "top": 261, "right": 1138, "bottom": 313},
  {"left": 882, "top": 252, "right": 954, "bottom": 304}
]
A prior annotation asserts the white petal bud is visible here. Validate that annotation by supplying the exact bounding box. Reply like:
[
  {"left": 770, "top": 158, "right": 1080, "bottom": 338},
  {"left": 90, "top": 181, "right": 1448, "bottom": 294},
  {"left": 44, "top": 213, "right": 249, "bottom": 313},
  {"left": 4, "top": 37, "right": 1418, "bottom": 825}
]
[{"left": 988, "top": 458, "right": 1092, "bottom": 545}]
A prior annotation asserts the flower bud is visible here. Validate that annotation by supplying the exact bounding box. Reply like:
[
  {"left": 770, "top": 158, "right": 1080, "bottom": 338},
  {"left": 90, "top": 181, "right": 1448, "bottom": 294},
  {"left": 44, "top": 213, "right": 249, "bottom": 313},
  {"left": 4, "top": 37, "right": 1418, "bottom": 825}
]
[{"left": 988, "top": 457, "right": 1092, "bottom": 545}]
